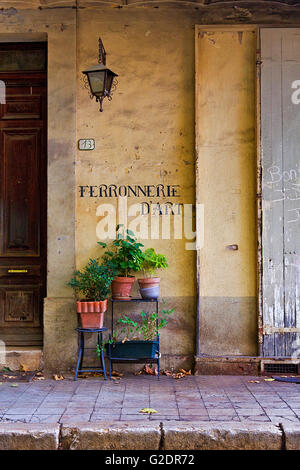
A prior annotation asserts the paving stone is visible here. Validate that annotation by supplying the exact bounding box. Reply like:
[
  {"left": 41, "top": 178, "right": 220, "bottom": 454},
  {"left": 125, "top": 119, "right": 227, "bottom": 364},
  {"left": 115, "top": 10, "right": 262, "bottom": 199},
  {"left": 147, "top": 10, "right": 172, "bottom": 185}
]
[
  {"left": 2, "top": 415, "right": 34, "bottom": 423},
  {"left": 163, "top": 421, "right": 282, "bottom": 450},
  {"left": 239, "top": 415, "right": 271, "bottom": 422},
  {"left": 30, "top": 415, "right": 62, "bottom": 423},
  {"left": 61, "top": 422, "right": 161, "bottom": 450},
  {"left": 60, "top": 414, "right": 91, "bottom": 423}
]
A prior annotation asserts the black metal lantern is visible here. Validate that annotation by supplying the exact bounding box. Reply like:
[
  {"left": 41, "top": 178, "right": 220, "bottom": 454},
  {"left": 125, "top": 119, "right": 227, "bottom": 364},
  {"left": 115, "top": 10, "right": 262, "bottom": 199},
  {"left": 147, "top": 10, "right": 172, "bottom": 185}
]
[{"left": 82, "top": 38, "right": 118, "bottom": 112}]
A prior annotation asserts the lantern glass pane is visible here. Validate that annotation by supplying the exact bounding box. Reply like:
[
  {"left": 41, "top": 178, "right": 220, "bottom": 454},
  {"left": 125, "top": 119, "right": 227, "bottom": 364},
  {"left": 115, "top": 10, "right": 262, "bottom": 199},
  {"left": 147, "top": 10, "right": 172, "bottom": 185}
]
[
  {"left": 105, "top": 72, "right": 114, "bottom": 94},
  {"left": 88, "top": 70, "right": 105, "bottom": 96}
]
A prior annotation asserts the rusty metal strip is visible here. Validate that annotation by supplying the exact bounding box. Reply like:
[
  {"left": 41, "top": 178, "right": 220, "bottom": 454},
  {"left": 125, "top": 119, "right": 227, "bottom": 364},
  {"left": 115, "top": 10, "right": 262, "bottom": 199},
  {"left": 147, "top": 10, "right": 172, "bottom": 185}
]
[{"left": 263, "top": 326, "right": 300, "bottom": 335}]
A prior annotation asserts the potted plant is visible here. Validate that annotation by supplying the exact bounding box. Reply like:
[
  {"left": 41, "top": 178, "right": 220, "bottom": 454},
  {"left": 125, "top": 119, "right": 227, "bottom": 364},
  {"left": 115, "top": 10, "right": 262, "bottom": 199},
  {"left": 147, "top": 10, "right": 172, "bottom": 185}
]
[
  {"left": 98, "top": 225, "right": 144, "bottom": 300},
  {"left": 67, "top": 258, "right": 116, "bottom": 328},
  {"left": 137, "top": 248, "right": 168, "bottom": 299},
  {"left": 102, "top": 308, "right": 174, "bottom": 359}
]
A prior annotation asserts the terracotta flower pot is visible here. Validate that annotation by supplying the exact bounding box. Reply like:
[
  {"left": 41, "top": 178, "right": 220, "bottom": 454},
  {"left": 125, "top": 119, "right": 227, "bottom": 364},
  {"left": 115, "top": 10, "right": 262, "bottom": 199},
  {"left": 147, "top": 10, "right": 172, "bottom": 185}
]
[
  {"left": 76, "top": 300, "right": 108, "bottom": 328},
  {"left": 111, "top": 277, "right": 135, "bottom": 300},
  {"left": 138, "top": 278, "right": 160, "bottom": 299}
]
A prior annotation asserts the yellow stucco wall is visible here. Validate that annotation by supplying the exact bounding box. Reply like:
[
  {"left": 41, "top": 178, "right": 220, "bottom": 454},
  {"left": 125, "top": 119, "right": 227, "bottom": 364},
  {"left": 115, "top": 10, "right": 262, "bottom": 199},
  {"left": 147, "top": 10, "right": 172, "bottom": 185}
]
[
  {"left": 76, "top": 7, "right": 197, "bottom": 368},
  {"left": 196, "top": 27, "right": 258, "bottom": 355},
  {"left": 0, "top": 2, "right": 261, "bottom": 370}
]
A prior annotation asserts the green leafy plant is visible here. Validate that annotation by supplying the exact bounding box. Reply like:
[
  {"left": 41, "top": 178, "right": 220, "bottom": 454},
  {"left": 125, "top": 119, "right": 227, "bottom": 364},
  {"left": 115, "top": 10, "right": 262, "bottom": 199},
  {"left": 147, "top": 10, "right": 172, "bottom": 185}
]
[
  {"left": 98, "top": 225, "right": 144, "bottom": 278},
  {"left": 139, "top": 248, "right": 168, "bottom": 277},
  {"left": 109, "top": 308, "right": 174, "bottom": 343},
  {"left": 67, "top": 258, "right": 117, "bottom": 300}
]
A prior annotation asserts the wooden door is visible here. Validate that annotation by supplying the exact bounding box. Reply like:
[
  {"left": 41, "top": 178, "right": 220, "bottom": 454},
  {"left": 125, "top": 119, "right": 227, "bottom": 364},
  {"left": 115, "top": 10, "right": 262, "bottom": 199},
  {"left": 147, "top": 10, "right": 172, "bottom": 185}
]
[
  {"left": 0, "top": 43, "right": 47, "bottom": 346},
  {"left": 261, "top": 29, "right": 300, "bottom": 356}
]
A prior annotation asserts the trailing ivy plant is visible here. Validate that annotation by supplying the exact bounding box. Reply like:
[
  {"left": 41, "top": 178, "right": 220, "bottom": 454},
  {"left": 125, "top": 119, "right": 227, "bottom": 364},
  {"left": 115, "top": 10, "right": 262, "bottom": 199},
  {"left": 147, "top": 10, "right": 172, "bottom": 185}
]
[
  {"left": 67, "top": 258, "right": 117, "bottom": 301},
  {"left": 109, "top": 308, "right": 174, "bottom": 343},
  {"left": 139, "top": 248, "right": 168, "bottom": 278},
  {"left": 98, "top": 224, "right": 145, "bottom": 278}
]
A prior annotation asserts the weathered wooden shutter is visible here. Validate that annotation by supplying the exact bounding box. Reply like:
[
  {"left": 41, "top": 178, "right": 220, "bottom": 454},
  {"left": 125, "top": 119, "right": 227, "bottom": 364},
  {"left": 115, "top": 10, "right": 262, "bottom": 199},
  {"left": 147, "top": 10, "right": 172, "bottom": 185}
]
[{"left": 261, "top": 29, "right": 300, "bottom": 357}]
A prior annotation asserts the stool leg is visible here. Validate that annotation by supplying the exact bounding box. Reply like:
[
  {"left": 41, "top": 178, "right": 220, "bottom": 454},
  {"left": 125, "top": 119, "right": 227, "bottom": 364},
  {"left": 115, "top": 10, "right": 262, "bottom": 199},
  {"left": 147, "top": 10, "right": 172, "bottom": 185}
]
[
  {"left": 79, "top": 332, "right": 84, "bottom": 371},
  {"left": 98, "top": 333, "right": 107, "bottom": 380},
  {"left": 100, "top": 333, "right": 107, "bottom": 380},
  {"left": 74, "top": 332, "right": 84, "bottom": 381}
]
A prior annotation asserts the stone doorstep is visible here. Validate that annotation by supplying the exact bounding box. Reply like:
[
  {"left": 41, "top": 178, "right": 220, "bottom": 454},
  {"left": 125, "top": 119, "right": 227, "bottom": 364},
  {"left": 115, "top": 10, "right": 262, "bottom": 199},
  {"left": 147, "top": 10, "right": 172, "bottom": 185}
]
[
  {"left": 0, "top": 421, "right": 299, "bottom": 450},
  {"left": 2, "top": 348, "right": 43, "bottom": 372}
]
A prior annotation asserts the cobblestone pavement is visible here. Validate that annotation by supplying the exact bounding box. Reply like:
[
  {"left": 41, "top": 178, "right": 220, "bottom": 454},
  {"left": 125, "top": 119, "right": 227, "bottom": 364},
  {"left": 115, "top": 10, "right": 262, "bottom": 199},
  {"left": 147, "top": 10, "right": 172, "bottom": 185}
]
[{"left": 0, "top": 375, "right": 300, "bottom": 425}]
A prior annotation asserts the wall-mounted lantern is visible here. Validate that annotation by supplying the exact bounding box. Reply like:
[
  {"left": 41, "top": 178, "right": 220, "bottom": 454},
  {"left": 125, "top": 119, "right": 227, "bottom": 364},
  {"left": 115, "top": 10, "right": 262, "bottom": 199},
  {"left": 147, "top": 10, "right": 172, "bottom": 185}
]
[{"left": 82, "top": 38, "right": 118, "bottom": 112}]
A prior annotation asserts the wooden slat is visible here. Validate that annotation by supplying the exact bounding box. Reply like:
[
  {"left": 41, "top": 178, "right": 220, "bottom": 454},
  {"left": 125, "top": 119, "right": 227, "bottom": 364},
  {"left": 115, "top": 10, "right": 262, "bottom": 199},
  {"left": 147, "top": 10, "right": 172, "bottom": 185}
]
[{"left": 261, "top": 28, "right": 300, "bottom": 357}]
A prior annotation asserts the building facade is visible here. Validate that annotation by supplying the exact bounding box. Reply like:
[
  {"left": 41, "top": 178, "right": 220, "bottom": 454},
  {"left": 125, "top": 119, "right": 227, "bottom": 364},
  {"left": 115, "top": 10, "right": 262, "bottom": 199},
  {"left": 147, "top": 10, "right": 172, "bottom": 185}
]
[{"left": 0, "top": 0, "right": 299, "bottom": 374}]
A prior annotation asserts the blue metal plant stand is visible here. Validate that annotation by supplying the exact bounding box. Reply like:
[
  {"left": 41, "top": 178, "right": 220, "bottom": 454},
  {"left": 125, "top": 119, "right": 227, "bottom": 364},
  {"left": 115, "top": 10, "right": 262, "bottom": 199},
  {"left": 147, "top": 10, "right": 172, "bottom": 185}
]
[
  {"left": 107, "top": 298, "right": 160, "bottom": 380},
  {"left": 74, "top": 327, "right": 108, "bottom": 381}
]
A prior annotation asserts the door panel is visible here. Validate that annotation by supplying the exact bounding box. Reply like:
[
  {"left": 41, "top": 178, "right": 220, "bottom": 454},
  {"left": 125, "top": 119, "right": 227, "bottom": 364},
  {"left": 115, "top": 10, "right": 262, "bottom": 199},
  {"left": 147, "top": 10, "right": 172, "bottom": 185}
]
[
  {"left": 0, "top": 44, "right": 47, "bottom": 346},
  {"left": 261, "top": 29, "right": 300, "bottom": 356},
  {"left": 1, "top": 129, "right": 41, "bottom": 257}
]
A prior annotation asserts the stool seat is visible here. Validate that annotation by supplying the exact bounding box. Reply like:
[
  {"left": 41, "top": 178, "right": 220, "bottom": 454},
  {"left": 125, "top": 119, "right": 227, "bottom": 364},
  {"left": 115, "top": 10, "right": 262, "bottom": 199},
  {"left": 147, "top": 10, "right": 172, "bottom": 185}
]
[
  {"left": 74, "top": 327, "right": 107, "bottom": 381},
  {"left": 76, "top": 327, "right": 108, "bottom": 333}
]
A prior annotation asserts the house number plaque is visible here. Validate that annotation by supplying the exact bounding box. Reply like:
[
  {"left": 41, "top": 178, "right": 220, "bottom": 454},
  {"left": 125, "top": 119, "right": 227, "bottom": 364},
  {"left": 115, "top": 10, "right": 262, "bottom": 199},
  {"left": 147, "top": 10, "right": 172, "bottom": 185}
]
[{"left": 78, "top": 139, "right": 95, "bottom": 150}]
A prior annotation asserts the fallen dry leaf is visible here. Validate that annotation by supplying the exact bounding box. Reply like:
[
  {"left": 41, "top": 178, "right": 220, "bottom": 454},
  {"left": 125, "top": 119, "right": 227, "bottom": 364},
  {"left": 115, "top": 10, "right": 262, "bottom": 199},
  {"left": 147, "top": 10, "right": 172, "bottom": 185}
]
[
  {"left": 111, "top": 370, "right": 123, "bottom": 377},
  {"left": 248, "top": 380, "right": 260, "bottom": 383},
  {"left": 139, "top": 408, "right": 157, "bottom": 414},
  {"left": 53, "top": 374, "right": 64, "bottom": 381},
  {"left": 19, "top": 363, "right": 29, "bottom": 372},
  {"left": 33, "top": 376, "right": 45, "bottom": 381},
  {"left": 264, "top": 378, "right": 275, "bottom": 382},
  {"left": 179, "top": 368, "right": 191, "bottom": 376},
  {"left": 111, "top": 376, "right": 121, "bottom": 381},
  {"left": 173, "top": 373, "right": 186, "bottom": 379},
  {"left": 144, "top": 364, "right": 154, "bottom": 375}
]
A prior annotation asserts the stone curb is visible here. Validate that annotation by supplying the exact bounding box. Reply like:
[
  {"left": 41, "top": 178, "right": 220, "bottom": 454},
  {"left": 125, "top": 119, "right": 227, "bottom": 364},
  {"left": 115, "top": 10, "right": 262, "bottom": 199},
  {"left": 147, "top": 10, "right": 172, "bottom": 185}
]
[
  {"left": 0, "top": 424, "right": 60, "bottom": 450},
  {"left": 162, "top": 421, "right": 283, "bottom": 450},
  {"left": 60, "top": 422, "right": 161, "bottom": 450},
  {"left": 281, "top": 423, "right": 300, "bottom": 450},
  {"left": 0, "top": 421, "right": 300, "bottom": 450}
]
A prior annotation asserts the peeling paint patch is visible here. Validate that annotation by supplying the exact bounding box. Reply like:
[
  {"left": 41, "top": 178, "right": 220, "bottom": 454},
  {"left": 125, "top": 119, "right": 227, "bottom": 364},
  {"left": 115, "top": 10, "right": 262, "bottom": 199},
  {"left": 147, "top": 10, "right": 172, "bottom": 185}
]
[
  {"left": 0, "top": 8, "right": 17, "bottom": 17},
  {"left": 226, "top": 6, "right": 252, "bottom": 21}
]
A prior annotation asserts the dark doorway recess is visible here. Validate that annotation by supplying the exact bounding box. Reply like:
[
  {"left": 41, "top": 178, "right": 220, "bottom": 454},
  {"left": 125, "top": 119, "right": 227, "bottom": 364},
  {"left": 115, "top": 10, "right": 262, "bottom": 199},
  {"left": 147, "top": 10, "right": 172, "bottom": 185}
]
[{"left": 0, "top": 42, "right": 47, "bottom": 346}]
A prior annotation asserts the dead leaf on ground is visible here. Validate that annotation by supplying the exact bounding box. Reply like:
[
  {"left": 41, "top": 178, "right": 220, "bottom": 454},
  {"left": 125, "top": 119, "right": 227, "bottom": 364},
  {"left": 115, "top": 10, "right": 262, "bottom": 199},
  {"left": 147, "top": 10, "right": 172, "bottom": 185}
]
[
  {"left": 111, "top": 376, "right": 121, "bottom": 382},
  {"left": 111, "top": 370, "right": 123, "bottom": 377},
  {"left": 179, "top": 368, "right": 191, "bottom": 375},
  {"left": 162, "top": 370, "right": 173, "bottom": 376},
  {"left": 264, "top": 378, "right": 275, "bottom": 382},
  {"left": 173, "top": 372, "right": 186, "bottom": 379},
  {"left": 19, "top": 363, "right": 29, "bottom": 372},
  {"left": 248, "top": 380, "right": 260, "bottom": 383},
  {"left": 53, "top": 374, "right": 64, "bottom": 381},
  {"left": 144, "top": 364, "right": 154, "bottom": 375},
  {"left": 139, "top": 408, "right": 158, "bottom": 414}
]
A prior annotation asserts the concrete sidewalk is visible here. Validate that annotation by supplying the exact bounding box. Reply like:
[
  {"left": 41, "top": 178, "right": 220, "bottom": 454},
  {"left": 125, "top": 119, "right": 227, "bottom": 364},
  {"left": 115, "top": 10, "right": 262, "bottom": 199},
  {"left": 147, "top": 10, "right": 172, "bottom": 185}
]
[{"left": 0, "top": 375, "right": 300, "bottom": 449}]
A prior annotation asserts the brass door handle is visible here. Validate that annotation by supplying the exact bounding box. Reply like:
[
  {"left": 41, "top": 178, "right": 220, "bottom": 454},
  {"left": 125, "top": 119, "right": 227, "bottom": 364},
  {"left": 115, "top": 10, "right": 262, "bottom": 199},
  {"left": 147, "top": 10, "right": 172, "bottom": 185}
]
[{"left": 7, "top": 269, "right": 28, "bottom": 273}]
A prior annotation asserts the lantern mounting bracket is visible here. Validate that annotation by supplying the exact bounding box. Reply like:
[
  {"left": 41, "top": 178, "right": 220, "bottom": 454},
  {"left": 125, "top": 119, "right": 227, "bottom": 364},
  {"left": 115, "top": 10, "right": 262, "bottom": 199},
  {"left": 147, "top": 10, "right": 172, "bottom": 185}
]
[{"left": 82, "top": 37, "right": 118, "bottom": 113}]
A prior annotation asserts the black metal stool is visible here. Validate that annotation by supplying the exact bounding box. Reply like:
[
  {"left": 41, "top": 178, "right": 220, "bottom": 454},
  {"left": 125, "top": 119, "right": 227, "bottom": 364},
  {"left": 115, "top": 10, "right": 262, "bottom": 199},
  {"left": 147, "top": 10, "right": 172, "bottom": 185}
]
[{"left": 74, "top": 327, "right": 108, "bottom": 381}]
